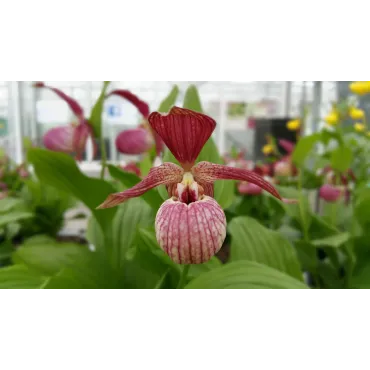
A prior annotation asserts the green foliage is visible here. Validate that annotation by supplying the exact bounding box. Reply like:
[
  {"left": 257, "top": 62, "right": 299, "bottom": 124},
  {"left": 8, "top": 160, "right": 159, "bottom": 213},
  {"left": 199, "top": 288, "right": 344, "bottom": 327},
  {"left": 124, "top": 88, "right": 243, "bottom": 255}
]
[
  {"left": 185, "top": 261, "right": 308, "bottom": 289},
  {"left": 28, "top": 149, "right": 116, "bottom": 238},
  {"left": 228, "top": 216, "right": 303, "bottom": 281},
  {"left": 88, "top": 81, "right": 111, "bottom": 137}
]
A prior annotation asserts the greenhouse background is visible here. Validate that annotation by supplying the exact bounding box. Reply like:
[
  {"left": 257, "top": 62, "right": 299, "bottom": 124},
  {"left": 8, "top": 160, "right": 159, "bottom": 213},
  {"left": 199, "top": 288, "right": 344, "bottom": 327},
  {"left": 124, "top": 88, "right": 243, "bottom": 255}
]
[{"left": 2, "top": 81, "right": 339, "bottom": 167}]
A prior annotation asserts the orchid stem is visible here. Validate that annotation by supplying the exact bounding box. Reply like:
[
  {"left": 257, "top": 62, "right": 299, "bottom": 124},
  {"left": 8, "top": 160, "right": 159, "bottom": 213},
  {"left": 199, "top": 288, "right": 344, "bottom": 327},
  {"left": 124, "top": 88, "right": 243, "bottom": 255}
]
[
  {"left": 100, "top": 134, "right": 107, "bottom": 180},
  {"left": 177, "top": 265, "right": 191, "bottom": 289}
]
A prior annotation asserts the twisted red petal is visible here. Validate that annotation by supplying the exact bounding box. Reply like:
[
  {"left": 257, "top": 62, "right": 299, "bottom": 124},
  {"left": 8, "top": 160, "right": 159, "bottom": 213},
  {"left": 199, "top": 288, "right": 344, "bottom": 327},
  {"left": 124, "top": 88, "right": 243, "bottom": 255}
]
[
  {"left": 148, "top": 107, "right": 216, "bottom": 169},
  {"left": 107, "top": 90, "right": 150, "bottom": 118},
  {"left": 73, "top": 120, "right": 97, "bottom": 161},
  {"left": 33, "top": 82, "right": 84, "bottom": 121},
  {"left": 97, "top": 163, "right": 184, "bottom": 209},
  {"left": 192, "top": 161, "right": 282, "bottom": 200}
]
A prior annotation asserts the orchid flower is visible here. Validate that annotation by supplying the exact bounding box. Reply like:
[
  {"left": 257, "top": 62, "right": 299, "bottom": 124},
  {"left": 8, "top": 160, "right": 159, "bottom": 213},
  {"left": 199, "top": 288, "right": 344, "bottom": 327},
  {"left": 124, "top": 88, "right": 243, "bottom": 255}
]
[
  {"left": 98, "top": 107, "right": 284, "bottom": 265},
  {"left": 34, "top": 82, "right": 96, "bottom": 160},
  {"left": 107, "top": 90, "right": 164, "bottom": 156},
  {"left": 319, "top": 184, "right": 344, "bottom": 203}
]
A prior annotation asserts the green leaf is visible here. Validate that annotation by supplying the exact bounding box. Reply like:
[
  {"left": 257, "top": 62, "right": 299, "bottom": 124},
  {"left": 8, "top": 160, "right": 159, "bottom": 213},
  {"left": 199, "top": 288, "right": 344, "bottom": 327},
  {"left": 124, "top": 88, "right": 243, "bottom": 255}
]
[
  {"left": 308, "top": 214, "right": 340, "bottom": 239},
  {"left": 183, "top": 85, "right": 203, "bottom": 112},
  {"left": 23, "top": 235, "right": 56, "bottom": 246},
  {"left": 139, "top": 154, "right": 153, "bottom": 177},
  {"left": 354, "top": 188, "right": 370, "bottom": 227},
  {"left": 330, "top": 146, "right": 352, "bottom": 173},
  {"left": 42, "top": 255, "right": 116, "bottom": 289},
  {"left": 108, "top": 164, "right": 163, "bottom": 211},
  {"left": 28, "top": 148, "right": 116, "bottom": 237},
  {"left": 123, "top": 227, "right": 181, "bottom": 288},
  {"left": 292, "top": 134, "right": 320, "bottom": 166},
  {"left": 311, "top": 233, "right": 350, "bottom": 248},
  {"left": 162, "top": 84, "right": 235, "bottom": 208},
  {"left": 228, "top": 216, "right": 303, "bottom": 280},
  {"left": 277, "top": 186, "right": 312, "bottom": 231},
  {"left": 111, "top": 198, "right": 154, "bottom": 268},
  {"left": 86, "top": 216, "right": 104, "bottom": 251},
  {"left": 88, "top": 81, "right": 111, "bottom": 137},
  {"left": 0, "top": 240, "right": 13, "bottom": 262},
  {"left": 185, "top": 261, "right": 308, "bottom": 289},
  {"left": 12, "top": 241, "right": 90, "bottom": 276},
  {"left": 134, "top": 228, "right": 180, "bottom": 274},
  {"left": 0, "top": 197, "right": 26, "bottom": 213},
  {"left": 294, "top": 241, "right": 318, "bottom": 273},
  {"left": 188, "top": 257, "right": 222, "bottom": 278},
  {"left": 0, "top": 265, "right": 46, "bottom": 289},
  {"left": 0, "top": 211, "right": 33, "bottom": 228},
  {"left": 157, "top": 85, "right": 179, "bottom": 112}
]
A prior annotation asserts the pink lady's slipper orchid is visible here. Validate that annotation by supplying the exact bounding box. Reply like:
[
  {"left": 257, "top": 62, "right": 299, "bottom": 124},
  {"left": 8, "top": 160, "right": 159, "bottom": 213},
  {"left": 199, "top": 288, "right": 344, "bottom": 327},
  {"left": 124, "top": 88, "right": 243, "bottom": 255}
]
[
  {"left": 107, "top": 90, "right": 164, "bottom": 156},
  {"left": 115, "top": 127, "right": 154, "bottom": 155},
  {"left": 34, "top": 82, "right": 96, "bottom": 160},
  {"left": 319, "top": 184, "right": 343, "bottom": 203},
  {"left": 98, "top": 107, "right": 284, "bottom": 265}
]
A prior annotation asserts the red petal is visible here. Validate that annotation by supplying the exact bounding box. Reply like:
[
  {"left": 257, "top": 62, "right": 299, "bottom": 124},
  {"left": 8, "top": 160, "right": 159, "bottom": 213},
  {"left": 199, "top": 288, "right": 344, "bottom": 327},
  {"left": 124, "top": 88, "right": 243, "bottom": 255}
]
[
  {"left": 97, "top": 163, "right": 183, "bottom": 209},
  {"left": 201, "top": 183, "right": 214, "bottom": 198},
  {"left": 192, "top": 161, "right": 282, "bottom": 200},
  {"left": 148, "top": 107, "right": 216, "bottom": 169},
  {"left": 107, "top": 90, "right": 150, "bottom": 118},
  {"left": 73, "top": 120, "right": 96, "bottom": 161},
  {"left": 34, "top": 82, "right": 84, "bottom": 120}
]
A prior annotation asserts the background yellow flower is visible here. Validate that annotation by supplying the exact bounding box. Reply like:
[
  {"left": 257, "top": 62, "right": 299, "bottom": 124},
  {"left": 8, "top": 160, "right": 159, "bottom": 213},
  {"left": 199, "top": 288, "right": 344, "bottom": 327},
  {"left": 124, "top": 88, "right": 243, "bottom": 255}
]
[
  {"left": 286, "top": 119, "right": 301, "bottom": 131},
  {"left": 350, "top": 81, "right": 370, "bottom": 96},
  {"left": 262, "top": 144, "right": 274, "bottom": 155},
  {"left": 325, "top": 112, "right": 339, "bottom": 125},
  {"left": 350, "top": 107, "right": 365, "bottom": 120},
  {"left": 354, "top": 123, "right": 366, "bottom": 132}
]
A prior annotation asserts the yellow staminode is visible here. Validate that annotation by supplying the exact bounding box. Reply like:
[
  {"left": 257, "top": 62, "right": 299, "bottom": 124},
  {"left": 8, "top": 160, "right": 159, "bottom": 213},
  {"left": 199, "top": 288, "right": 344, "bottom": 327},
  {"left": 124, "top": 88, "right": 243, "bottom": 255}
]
[
  {"left": 350, "top": 107, "right": 365, "bottom": 120},
  {"left": 325, "top": 112, "right": 339, "bottom": 126},
  {"left": 286, "top": 119, "right": 301, "bottom": 131},
  {"left": 354, "top": 123, "right": 366, "bottom": 133},
  {"left": 349, "top": 81, "right": 370, "bottom": 96},
  {"left": 181, "top": 172, "right": 194, "bottom": 186},
  {"left": 262, "top": 144, "right": 274, "bottom": 155}
]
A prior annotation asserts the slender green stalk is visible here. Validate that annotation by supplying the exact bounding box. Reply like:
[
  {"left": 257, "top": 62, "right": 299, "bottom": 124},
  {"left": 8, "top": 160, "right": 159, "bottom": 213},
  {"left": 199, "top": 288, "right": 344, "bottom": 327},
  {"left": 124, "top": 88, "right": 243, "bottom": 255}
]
[
  {"left": 100, "top": 134, "right": 107, "bottom": 180},
  {"left": 297, "top": 173, "right": 309, "bottom": 242},
  {"left": 177, "top": 265, "right": 191, "bottom": 289}
]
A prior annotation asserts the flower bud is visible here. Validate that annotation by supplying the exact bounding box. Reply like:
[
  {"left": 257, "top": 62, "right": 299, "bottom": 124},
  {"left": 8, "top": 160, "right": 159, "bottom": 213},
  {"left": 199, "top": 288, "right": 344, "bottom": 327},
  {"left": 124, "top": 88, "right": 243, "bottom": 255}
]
[
  {"left": 319, "top": 184, "right": 343, "bottom": 203},
  {"left": 115, "top": 128, "right": 153, "bottom": 155},
  {"left": 155, "top": 196, "right": 226, "bottom": 264}
]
